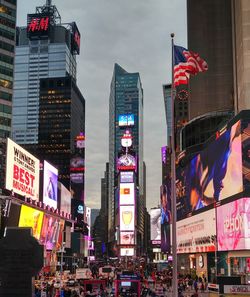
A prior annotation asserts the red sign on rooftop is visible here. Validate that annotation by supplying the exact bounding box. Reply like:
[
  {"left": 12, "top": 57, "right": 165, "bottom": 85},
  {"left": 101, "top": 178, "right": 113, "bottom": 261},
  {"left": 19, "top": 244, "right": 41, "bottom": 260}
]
[{"left": 27, "top": 14, "right": 50, "bottom": 39}]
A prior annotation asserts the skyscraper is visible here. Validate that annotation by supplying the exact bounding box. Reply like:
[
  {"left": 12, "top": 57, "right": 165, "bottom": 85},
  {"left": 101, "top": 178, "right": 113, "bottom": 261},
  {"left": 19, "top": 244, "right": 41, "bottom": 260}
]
[
  {"left": 0, "top": 0, "right": 16, "bottom": 190},
  {"left": 108, "top": 63, "right": 145, "bottom": 255}
]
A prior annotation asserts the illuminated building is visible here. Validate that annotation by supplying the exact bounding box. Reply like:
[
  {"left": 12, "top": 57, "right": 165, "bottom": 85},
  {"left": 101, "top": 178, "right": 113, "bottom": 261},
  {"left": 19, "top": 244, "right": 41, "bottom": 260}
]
[
  {"left": 108, "top": 63, "right": 145, "bottom": 256},
  {"left": 0, "top": 0, "right": 16, "bottom": 189}
]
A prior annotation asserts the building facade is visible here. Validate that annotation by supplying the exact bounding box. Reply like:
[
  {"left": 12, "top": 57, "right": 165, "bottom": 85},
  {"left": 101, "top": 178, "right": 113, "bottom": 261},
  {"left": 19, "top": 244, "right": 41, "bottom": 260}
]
[
  {"left": 108, "top": 63, "right": 145, "bottom": 256},
  {"left": 0, "top": 0, "right": 16, "bottom": 190}
]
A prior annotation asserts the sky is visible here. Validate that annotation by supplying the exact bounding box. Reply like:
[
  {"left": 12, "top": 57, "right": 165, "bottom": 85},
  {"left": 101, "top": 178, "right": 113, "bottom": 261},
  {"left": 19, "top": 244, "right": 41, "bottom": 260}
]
[{"left": 17, "top": 0, "right": 187, "bottom": 210}]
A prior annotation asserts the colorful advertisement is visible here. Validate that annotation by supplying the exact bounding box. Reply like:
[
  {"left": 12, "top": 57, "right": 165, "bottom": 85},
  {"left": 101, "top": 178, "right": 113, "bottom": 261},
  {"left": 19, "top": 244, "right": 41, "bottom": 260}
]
[
  {"left": 59, "top": 182, "right": 71, "bottom": 215},
  {"left": 242, "top": 119, "right": 250, "bottom": 190},
  {"left": 5, "top": 138, "right": 40, "bottom": 201},
  {"left": 70, "top": 156, "right": 85, "bottom": 172},
  {"left": 176, "top": 208, "right": 216, "bottom": 253},
  {"left": 120, "top": 231, "right": 135, "bottom": 245},
  {"left": 27, "top": 13, "right": 50, "bottom": 39},
  {"left": 18, "top": 205, "right": 44, "bottom": 240},
  {"left": 217, "top": 197, "right": 250, "bottom": 251},
  {"left": 120, "top": 171, "right": 134, "bottom": 183},
  {"left": 161, "top": 146, "right": 167, "bottom": 164},
  {"left": 150, "top": 208, "right": 161, "bottom": 243},
  {"left": 71, "top": 22, "right": 81, "bottom": 55},
  {"left": 119, "top": 183, "right": 135, "bottom": 205},
  {"left": 117, "top": 154, "right": 136, "bottom": 171},
  {"left": 120, "top": 248, "right": 134, "bottom": 256},
  {"left": 160, "top": 184, "right": 171, "bottom": 253},
  {"left": 120, "top": 205, "right": 135, "bottom": 231},
  {"left": 40, "top": 214, "right": 64, "bottom": 250},
  {"left": 176, "top": 121, "right": 243, "bottom": 219},
  {"left": 43, "top": 160, "right": 58, "bottom": 209},
  {"left": 118, "top": 114, "right": 135, "bottom": 127}
]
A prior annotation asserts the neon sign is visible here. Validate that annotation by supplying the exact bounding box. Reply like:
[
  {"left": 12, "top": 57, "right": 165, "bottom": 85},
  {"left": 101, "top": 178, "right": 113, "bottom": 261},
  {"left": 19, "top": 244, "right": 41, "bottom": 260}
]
[{"left": 27, "top": 14, "right": 50, "bottom": 39}]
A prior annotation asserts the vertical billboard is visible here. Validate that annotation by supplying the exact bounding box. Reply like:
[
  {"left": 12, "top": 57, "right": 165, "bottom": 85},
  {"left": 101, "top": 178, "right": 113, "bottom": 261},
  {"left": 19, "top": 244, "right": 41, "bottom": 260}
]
[
  {"left": 118, "top": 114, "right": 135, "bottom": 127},
  {"left": 119, "top": 183, "right": 135, "bottom": 205},
  {"left": 217, "top": 198, "right": 250, "bottom": 251},
  {"left": 59, "top": 182, "right": 71, "bottom": 216},
  {"left": 120, "top": 231, "right": 135, "bottom": 245},
  {"left": 18, "top": 205, "right": 44, "bottom": 240},
  {"left": 176, "top": 208, "right": 216, "bottom": 253},
  {"left": 176, "top": 120, "right": 243, "bottom": 219},
  {"left": 160, "top": 185, "right": 171, "bottom": 253},
  {"left": 120, "top": 205, "right": 135, "bottom": 231},
  {"left": 120, "top": 171, "right": 134, "bottom": 183},
  {"left": 120, "top": 248, "right": 134, "bottom": 256},
  {"left": 150, "top": 208, "right": 161, "bottom": 244},
  {"left": 70, "top": 154, "right": 85, "bottom": 202},
  {"left": 5, "top": 138, "right": 40, "bottom": 201},
  {"left": 43, "top": 160, "right": 58, "bottom": 209}
]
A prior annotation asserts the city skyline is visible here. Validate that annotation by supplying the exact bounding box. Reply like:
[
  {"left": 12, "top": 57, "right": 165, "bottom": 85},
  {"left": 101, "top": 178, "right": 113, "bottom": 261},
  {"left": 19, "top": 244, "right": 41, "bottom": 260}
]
[{"left": 16, "top": 0, "right": 187, "bottom": 210}]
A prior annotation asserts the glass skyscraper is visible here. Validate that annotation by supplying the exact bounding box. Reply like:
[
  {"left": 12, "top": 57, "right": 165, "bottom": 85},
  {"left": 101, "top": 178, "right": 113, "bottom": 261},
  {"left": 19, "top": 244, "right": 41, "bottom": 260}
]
[{"left": 108, "top": 63, "right": 145, "bottom": 253}]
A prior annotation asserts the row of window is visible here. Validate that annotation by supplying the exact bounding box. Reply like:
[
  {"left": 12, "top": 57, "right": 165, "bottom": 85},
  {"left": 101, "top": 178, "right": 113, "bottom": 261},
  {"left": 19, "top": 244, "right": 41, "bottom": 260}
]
[
  {"left": 0, "top": 78, "right": 12, "bottom": 89},
  {"left": 0, "top": 25, "right": 15, "bottom": 40},
  {"left": 0, "top": 104, "right": 11, "bottom": 114},
  {"left": 0, "top": 90, "right": 11, "bottom": 101},
  {"left": 0, "top": 14, "right": 15, "bottom": 29},
  {"left": 0, "top": 53, "right": 13, "bottom": 65},
  {"left": 3, "top": 0, "right": 16, "bottom": 6},
  {"left": 0, "top": 4, "right": 16, "bottom": 17},
  {"left": 0, "top": 64, "right": 13, "bottom": 77},
  {"left": 0, "top": 116, "right": 11, "bottom": 126},
  {"left": 0, "top": 40, "right": 14, "bottom": 52}
]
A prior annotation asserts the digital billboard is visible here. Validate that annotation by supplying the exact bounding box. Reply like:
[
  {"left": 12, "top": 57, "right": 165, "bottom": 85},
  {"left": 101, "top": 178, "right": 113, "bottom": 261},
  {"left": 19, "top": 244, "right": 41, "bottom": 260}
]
[
  {"left": 117, "top": 154, "right": 136, "bottom": 171},
  {"left": 120, "top": 171, "right": 134, "bottom": 183},
  {"left": 118, "top": 114, "right": 135, "bottom": 127},
  {"left": 217, "top": 198, "right": 250, "bottom": 251},
  {"left": 5, "top": 138, "right": 40, "bottom": 201},
  {"left": 18, "top": 205, "right": 44, "bottom": 240},
  {"left": 70, "top": 156, "right": 85, "bottom": 172},
  {"left": 242, "top": 119, "right": 250, "bottom": 190},
  {"left": 59, "top": 182, "right": 71, "bottom": 215},
  {"left": 27, "top": 13, "right": 50, "bottom": 39},
  {"left": 43, "top": 161, "right": 58, "bottom": 209},
  {"left": 150, "top": 208, "right": 161, "bottom": 243},
  {"left": 176, "top": 121, "right": 243, "bottom": 219},
  {"left": 120, "top": 205, "right": 135, "bottom": 231},
  {"left": 176, "top": 208, "right": 216, "bottom": 253},
  {"left": 119, "top": 183, "right": 135, "bottom": 205},
  {"left": 120, "top": 231, "right": 135, "bottom": 245},
  {"left": 120, "top": 248, "right": 134, "bottom": 256},
  {"left": 161, "top": 146, "right": 167, "bottom": 164},
  {"left": 71, "top": 22, "right": 81, "bottom": 55},
  {"left": 160, "top": 185, "right": 171, "bottom": 253}
]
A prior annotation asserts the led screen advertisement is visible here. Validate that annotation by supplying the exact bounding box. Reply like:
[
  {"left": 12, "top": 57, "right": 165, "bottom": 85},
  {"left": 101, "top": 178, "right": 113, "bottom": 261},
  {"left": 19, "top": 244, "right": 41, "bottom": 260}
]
[
  {"left": 18, "top": 205, "right": 44, "bottom": 240},
  {"left": 120, "top": 205, "right": 135, "bottom": 231},
  {"left": 176, "top": 121, "right": 243, "bottom": 219},
  {"left": 117, "top": 153, "right": 136, "bottom": 171},
  {"left": 160, "top": 184, "right": 171, "bottom": 253},
  {"left": 118, "top": 114, "right": 135, "bottom": 127},
  {"left": 150, "top": 208, "right": 161, "bottom": 243},
  {"left": 120, "top": 248, "right": 134, "bottom": 256},
  {"left": 43, "top": 161, "right": 58, "bottom": 209},
  {"left": 120, "top": 171, "right": 134, "bottom": 183},
  {"left": 27, "top": 13, "right": 50, "bottom": 39},
  {"left": 120, "top": 231, "right": 135, "bottom": 245},
  {"left": 241, "top": 119, "right": 250, "bottom": 190},
  {"left": 217, "top": 198, "right": 250, "bottom": 251},
  {"left": 176, "top": 208, "right": 216, "bottom": 254},
  {"left": 5, "top": 138, "right": 40, "bottom": 201},
  {"left": 119, "top": 183, "right": 135, "bottom": 205},
  {"left": 71, "top": 22, "right": 81, "bottom": 55},
  {"left": 59, "top": 182, "right": 71, "bottom": 215}
]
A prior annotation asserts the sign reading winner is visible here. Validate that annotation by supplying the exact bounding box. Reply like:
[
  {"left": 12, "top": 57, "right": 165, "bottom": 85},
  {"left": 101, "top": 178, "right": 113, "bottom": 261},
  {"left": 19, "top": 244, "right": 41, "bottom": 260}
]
[{"left": 5, "top": 138, "right": 40, "bottom": 200}]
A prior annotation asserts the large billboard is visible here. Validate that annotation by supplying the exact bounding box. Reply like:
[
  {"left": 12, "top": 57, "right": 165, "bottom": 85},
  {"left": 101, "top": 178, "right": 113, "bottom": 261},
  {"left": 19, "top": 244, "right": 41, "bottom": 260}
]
[
  {"left": 176, "top": 208, "right": 216, "bottom": 254},
  {"left": 120, "top": 205, "right": 135, "bottom": 231},
  {"left": 160, "top": 185, "right": 171, "bottom": 253},
  {"left": 43, "top": 161, "right": 58, "bottom": 209},
  {"left": 27, "top": 13, "right": 50, "bottom": 39},
  {"left": 120, "top": 171, "right": 134, "bottom": 183},
  {"left": 217, "top": 197, "right": 250, "bottom": 251},
  {"left": 71, "top": 22, "right": 81, "bottom": 55},
  {"left": 117, "top": 153, "right": 136, "bottom": 171},
  {"left": 176, "top": 121, "right": 243, "bottom": 219},
  {"left": 120, "top": 248, "right": 134, "bottom": 256},
  {"left": 118, "top": 114, "right": 135, "bottom": 127},
  {"left": 59, "top": 182, "right": 71, "bottom": 215},
  {"left": 150, "top": 208, "right": 161, "bottom": 244},
  {"left": 18, "top": 205, "right": 44, "bottom": 240},
  {"left": 120, "top": 231, "right": 135, "bottom": 245},
  {"left": 5, "top": 138, "right": 40, "bottom": 201},
  {"left": 119, "top": 183, "right": 135, "bottom": 205}
]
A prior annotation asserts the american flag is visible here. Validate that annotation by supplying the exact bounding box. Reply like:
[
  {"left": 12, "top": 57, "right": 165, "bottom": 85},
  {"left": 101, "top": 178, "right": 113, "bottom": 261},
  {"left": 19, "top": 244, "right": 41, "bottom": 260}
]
[{"left": 174, "top": 45, "right": 208, "bottom": 87}]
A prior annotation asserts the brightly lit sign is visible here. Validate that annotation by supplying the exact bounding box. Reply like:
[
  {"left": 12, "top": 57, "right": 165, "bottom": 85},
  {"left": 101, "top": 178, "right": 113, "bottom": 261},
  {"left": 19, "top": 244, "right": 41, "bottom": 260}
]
[
  {"left": 120, "top": 231, "right": 134, "bottom": 245},
  {"left": 27, "top": 13, "right": 50, "bottom": 39},
  {"left": 18, "top": 205, "right": 44, "bottom": 240},
  {"left": 117, "top": 154, "right": 136, "bottom": 171},
  {"left": 118, "top": 114, "right": 135, "bottom": 127},
  {"left": 119, "top": 183, "right": 135, "bottom": 205},
  {"left": 217, "top": 198, "right": 250, "bottom": 251},
  {"left": 5, "top": 138, "right": 40, "bottom": 201},
  {"left": 120, "top": 172, "right": 134, "bottom": 183},
  {"left": 150, "top": 208, "right": 161, "bottom": 243},
  {"left": 121, "top": 130, "right": 132, "bottom": 148},
  {"left": 59, "top": 182, "right": 71, "bottom": 215},
  {"left": 120, "top": 248, "right": 134, "bottom": 256},
  {"left": 71, "top": 22, "right": 80, "bottom": 55},
  {"left": 43, "top": 161, "right": 58, "bottom": 209},
  {"left": 120, "top": 205, "right": 135, "bottom": 231}
]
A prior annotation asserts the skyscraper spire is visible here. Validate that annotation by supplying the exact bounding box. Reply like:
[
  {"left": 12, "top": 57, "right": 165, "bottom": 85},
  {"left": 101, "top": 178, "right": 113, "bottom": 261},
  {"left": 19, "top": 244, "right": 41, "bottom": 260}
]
[{"left": 46, "top": 0, "right": 52, "bottom": 6}]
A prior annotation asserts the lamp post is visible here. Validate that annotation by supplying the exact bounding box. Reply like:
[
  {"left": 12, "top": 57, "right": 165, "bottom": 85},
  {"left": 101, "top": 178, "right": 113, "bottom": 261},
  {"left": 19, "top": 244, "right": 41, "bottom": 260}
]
[{"left": 59, "top": 242, "right": 65, "bottom": 296}]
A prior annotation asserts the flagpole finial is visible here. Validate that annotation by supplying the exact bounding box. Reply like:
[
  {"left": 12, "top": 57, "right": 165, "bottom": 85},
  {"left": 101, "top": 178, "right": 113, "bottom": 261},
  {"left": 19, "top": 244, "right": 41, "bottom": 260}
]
[{"left": 171, "top": 33, "right": 174, "bottom": 38}]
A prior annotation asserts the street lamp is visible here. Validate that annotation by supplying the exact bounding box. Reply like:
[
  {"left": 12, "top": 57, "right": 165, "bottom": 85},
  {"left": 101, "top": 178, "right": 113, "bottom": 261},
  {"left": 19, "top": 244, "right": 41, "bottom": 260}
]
[{"left": 59, "top": 242, "right": 66, "bottom": 296}]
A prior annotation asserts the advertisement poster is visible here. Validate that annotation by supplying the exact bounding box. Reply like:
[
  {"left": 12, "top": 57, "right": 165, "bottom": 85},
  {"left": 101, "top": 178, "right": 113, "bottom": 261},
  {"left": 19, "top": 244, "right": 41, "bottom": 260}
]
[
  {"left": 43, "top": 160, "right": 58, "bottom": 209},
  {"left": 120, "top": 205, "right": 135, "bottom": 231},
  {"left": 40, "top": 214, "right": 62, "bottom": 250},
  {"left": 120, "top": 231, "right": 135, "bottom": 245},
  {"left": 59, "top": 182, "right": 71, "bottom": 215},
  {"left": 176, "top": 208, "right": 216, "bottom": 253},
  {"left": 5, "top": 138, "right": 40, "bottom": 200},
  {"left": 117, "top": 154, "right": 136, "bottom": 171},
  {"left": 160, "top": 184, "right": 171, "bottom": 253},
  {"left": 18, "top": 205, "right": 44, "bottom": 240},
  {"left": 217, "top": 198, "right": 250, "bottom": 251},
  {"left": 150, "top": 208, "right": 161, "bottom": 243},
  {"left": 176, "top": 121, "right": 243, "bottom": 219},
  {"left": 118, "top": 114, "right": 135, "bottom": 127},
  {"left": 120, "top": 248, "right": 134, "bottom": 256},
  {"left": 119, "top": 183, "right": 135, "bottom": 205},
  {"left": 120, "top": 171, "right": 134, "bottom": 183}
]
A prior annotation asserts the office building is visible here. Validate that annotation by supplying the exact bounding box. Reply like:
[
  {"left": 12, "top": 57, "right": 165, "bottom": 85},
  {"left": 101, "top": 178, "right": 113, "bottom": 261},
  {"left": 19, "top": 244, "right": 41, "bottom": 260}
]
[
  {"left": 0, "top": 0, "right": 16, "bottom": 190},
  {"left": 108, "top": 63, "right": 145, "bottom": 255}
]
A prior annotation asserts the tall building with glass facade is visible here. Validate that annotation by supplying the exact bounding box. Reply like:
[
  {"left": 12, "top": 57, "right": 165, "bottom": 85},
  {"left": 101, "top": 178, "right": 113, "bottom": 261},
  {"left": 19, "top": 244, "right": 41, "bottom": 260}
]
[
  {"left": 12, "top": 2, "right": 78, "bottom": 144},
  {"left": 108, "top": 63, "right": 145, "bottom": 254},
  {"left": 0, "top": 0, "right": 16, "bottom": 189}
]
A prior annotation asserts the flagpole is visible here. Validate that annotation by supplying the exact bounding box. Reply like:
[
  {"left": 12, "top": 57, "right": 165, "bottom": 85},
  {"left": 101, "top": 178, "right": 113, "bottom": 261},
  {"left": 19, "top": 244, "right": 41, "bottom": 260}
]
[{"left": 170, "top": 32, "right": 178, "bottom": 297}]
